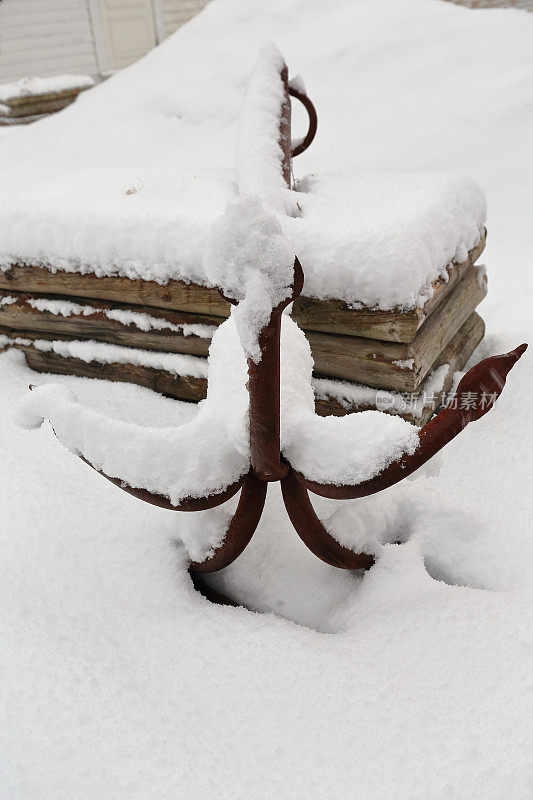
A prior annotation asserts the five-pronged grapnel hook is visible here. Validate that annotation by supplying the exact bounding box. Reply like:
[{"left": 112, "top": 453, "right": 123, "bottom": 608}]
[{"left": 38, "top": 57, "right": 527, "bottom": 593}]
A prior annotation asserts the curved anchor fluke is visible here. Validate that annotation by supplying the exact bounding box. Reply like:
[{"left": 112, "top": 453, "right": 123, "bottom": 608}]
[
  {"left": 190, "top": 472, "right": 267, "bottom": 573},
  {"left": 302, "top": 343, "right": 528, "bottom": 501},
  {"left": 79, "top": 454, "right": 246, "bottom": 512},
  {"left": 81, "top": 451, "right": 267, "bottom": 573},
  {"left": 281, "top": 467, "right": 375, "bottom": 570}
]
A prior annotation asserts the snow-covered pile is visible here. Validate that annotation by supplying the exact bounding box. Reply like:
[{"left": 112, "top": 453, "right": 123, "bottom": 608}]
[
  {"left": 0, "top": 167, "right": 237, "bottom": 285},
  {"left": 236, "top": 42, "right": 294, "bottom": 215},
  {"left": 0, "top": 34, "right": 487, "bottom": 310},
  {"left": 288, "top": 172, "right": 485, "bottom": 309},
  {"left": 0, "top": 74, "right": 95, "bottom": 102}
]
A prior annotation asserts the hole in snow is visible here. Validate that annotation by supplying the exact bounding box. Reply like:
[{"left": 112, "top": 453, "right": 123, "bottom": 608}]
[
  {"left": 188, "top": 562, "right": 362, "bottom": 634},
  {"left": 423, "top": 557, "right": 470, "bottom": 588},
  {"left": 189, "top": 569, "right": 242, "bottom": 607},
  {"left": 182, "top": 484, "right": 371, "bottom": 633}
]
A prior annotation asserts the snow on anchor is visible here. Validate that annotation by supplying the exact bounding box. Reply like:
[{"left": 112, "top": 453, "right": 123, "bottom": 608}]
[{"left": 18, "top": 44, "right": 527, "bottom": 590}]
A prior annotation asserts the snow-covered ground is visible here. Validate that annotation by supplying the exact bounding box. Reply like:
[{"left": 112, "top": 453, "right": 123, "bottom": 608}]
[{"left": 1, "top": 1, "right": 532, "bottom": 798}]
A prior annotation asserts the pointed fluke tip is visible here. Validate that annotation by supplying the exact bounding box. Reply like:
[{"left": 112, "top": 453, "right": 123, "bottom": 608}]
[
  {"left": 489, "top": 342, "right": 528, "bottom": 385},
  {"left": 510, "top": 343, "right": 528, "bottom": 361}
]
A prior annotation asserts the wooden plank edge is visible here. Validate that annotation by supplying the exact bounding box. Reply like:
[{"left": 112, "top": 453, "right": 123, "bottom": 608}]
[
  {"left": 0, "top": 97, "right": 76, "bottom": 119},
  {"left": 313, "top": 313, "right": 486, "bottom": 425},
  {"left": 294, "top": 230, "right": 486, "bottom": 341},
  {"left": 0, "top": 262, "right": 487, "bottom": 393},
  {"left": 307, "top": 263, "right": 487, "bottom": 392},
  {"left": 0, "top": 314, "right": 485, "bottom": 424},
  {"left": 0, "top": 233, "right": 486, "bottom": 343},
  {"left": 3, "top": 85, "right": 93, "bottom": 109},
  {"left": 0, "top": 290, "right": 215, "bottom": 357},
  {"left": 0, "top": 336, "right": 207, "bottom": 404}
]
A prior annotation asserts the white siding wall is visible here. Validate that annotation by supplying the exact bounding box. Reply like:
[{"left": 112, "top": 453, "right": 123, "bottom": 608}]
[
  {"left": 0, "top": 0, "right": 98, "bottom": 83},
  {"left": 162, "top": 0, "right": 209, "bottom": 35}
]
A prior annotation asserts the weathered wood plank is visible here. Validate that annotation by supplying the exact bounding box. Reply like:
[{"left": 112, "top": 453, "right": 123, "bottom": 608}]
[
  {"left": 295, "top": 233, "right": 486, "bottom": 341},
  {"left": 0, "top": 261, "right": 486, "bottom": 392},
  {"left": 314, "top": 313, "right": 485, "bottom": 425},
  {"left": 1, "top": 334, "right": 206, "bottom": 404},
  {"left": 414, "top": 234, "right": 485, "bottom": 324},
  {"left": 0, "top": 293, "right": 215, "bottom": 357},
  {"left": 0, "top": 96, "right": 76, "bottom": 119},
  {"left": 0, "top": 312, "right": 485, "bottom": 424},
  {"left": 306, "top": 263, "right": 486, "bottom": 391},
  {"left": 0, "top": 233, "right": 485, "bottom": 343},
  {"left": 4, "top": 86, "right": 92, "bottom": 109},
  {"left": 406, "top": 262, "right": 486, "bottom": 385},
  {"left": 0, "top": 268, "right": 232, "bottom": 319}
]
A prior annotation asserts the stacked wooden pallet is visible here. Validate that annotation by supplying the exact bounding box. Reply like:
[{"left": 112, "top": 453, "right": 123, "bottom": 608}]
[
  {"left": 0, "top": 75, "right": 95, "bottom": 126},
  {"left": 0, "top": 231, "right": 487, "bottom": 425},
  {"left": 0, "top": 49, "right": 488, "bottom": 425}
]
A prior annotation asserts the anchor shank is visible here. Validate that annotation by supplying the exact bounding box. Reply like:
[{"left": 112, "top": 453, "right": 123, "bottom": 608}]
[{"left": 248, "top": 306, "right": 287, "bottom": 482}]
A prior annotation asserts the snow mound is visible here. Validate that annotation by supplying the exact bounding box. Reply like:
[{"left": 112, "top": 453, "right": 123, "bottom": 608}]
[
  {"left": 204, "top": 195, "right": 295, "bottom": 361},
  {"left": 0, "top": 167, "right": 237, "bottom": 284},
  {"left": 237, "top": 42, "right": 295, "bottom": 215},
  {"left": 290, "top": 172, "right": 486, "bottom": 309}
]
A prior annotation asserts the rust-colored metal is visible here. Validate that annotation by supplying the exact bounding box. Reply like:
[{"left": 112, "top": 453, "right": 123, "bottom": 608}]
[
  {"left": 280, "top": 65, "right": 292, "bottom": 187},
  {"left": 190, "top": 472, "right": 267, "bottom": 573},
  {"left": 43, "top": 60, "right": 526, "bottom": 589},
  {"left": 279, "top": 68, "right": 318, "bottom": 185},
  {"left": 78, "top": 453, "right": 245, "bottom": 511},
  {"left": 288, "top": 85, "right": 318, "bottom": 158},
  {"left": 248, "top": 258, "right": 303, "bottom": 482},
  {"left": 281, "top": 467, "right": 375, "bottom": 570},
  {"left": 300, "top": 344, "right": 528, "bottom": 501}
]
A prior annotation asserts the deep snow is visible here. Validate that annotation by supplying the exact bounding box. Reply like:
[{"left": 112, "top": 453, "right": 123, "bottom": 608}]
[{"left": 1, "top": 0, "right": 532, "bottom": 798}]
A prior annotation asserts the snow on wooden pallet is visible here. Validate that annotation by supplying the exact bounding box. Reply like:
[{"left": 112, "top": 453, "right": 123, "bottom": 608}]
[
  {"left": 0, "top": 45, "right": 488, "bottom": 417},
  {"left": 0, "top": 75, "right": 95, "bottom": 125},
  {"left": 0, "top": 232, "right": 486, "bottom": 343},
  {"left": 0, "top": 75, "right": 95, "bottom": 109},
  {"left": 314, "top": 313, "right": 485, "bottom": 425}
]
